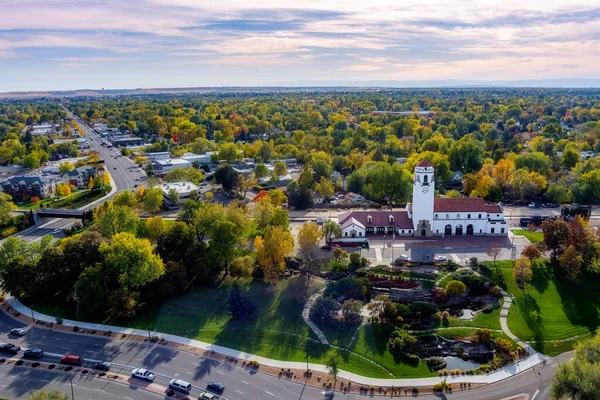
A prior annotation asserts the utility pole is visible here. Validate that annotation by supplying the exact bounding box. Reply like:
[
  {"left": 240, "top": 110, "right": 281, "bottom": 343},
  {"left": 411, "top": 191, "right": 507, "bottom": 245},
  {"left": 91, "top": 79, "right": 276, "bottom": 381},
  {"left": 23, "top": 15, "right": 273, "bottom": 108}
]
[
  {"left": 70, "top": 373, "right": 75, "bottom": 400},
  {"left": 31, "top": 309, "right": 35, "bottom": 324}
]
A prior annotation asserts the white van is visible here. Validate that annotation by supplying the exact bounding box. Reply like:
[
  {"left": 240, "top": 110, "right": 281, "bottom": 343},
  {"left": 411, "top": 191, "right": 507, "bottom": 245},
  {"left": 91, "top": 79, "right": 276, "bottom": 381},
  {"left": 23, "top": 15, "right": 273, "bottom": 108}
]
[{"left": 169, "top": 379, "right": 192, "bottom": 393}]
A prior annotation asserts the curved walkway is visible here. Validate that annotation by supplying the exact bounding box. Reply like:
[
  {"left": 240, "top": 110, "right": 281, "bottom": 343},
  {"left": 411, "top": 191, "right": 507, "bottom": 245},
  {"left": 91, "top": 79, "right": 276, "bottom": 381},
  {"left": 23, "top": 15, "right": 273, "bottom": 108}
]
[
  {"left": 301, "top": 288, "right": 329, "bottom": 345},
  {"left": 7, "top": 297, "right": 547, "bottom": 387}
]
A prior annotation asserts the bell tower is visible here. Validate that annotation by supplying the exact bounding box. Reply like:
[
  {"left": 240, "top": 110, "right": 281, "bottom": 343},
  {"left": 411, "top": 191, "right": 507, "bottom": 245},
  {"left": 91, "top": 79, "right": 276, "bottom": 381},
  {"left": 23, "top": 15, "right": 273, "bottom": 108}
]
[{"left": 412, "top": 160, "right": 435, "bottom": 236}]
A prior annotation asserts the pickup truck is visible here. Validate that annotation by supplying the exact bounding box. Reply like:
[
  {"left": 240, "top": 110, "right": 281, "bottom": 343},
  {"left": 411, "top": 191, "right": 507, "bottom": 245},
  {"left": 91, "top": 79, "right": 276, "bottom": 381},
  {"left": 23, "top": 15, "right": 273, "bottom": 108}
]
[{"left": 131, "top": 368, "right": 156, "bottom": 382}]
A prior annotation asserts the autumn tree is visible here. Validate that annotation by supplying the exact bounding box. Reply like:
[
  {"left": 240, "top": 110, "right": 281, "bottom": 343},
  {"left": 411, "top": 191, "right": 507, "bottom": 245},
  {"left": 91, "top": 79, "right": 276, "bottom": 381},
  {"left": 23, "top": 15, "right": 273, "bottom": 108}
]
[
  {"left": 521, "top": 245, "right": 542, "bottom": 265},
  {"left": 560, "top": 245, "right": 582, "bottom": 280},
  {"left": 254, "top": 226, "right": 294, "bottom": 284},
  {"left": 513, "top": 257, "right": 533, "bottom": 291},
  {"left": 297, "top": 221, "right": 324, "bottom": 293},
  {"left": 314, "top": 176, "right": 334, "bottom": 199},
  {"left": 0, "top": 193, "right": 16, "bottom": 226},
  {"left": 542, "top": 219, "right": 570, "bottom": 259}
]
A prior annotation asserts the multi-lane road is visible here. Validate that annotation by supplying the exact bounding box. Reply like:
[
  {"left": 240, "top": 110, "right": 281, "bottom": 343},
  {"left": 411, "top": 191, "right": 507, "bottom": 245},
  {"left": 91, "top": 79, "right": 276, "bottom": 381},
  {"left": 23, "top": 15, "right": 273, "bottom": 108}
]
[{"left": 0, "top": 308, "right": 567, "bottom": 400}]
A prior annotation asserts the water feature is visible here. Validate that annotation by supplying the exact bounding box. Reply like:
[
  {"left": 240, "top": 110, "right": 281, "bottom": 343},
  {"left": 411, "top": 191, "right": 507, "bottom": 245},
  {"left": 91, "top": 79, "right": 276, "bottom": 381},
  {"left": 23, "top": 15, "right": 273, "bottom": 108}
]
[
  {"left": 445, "top": 356, "right": 486, "bottom": 370},
  {"left": 456, "top": 309, "right": 477, "bottom": 320}
]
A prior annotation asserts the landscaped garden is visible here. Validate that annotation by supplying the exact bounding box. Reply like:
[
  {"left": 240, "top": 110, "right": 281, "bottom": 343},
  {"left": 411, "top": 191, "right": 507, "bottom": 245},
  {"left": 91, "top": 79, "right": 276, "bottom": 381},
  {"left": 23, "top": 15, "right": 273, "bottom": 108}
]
[{"left": 15, "top": 188, "right": 109, "bottom": 210}]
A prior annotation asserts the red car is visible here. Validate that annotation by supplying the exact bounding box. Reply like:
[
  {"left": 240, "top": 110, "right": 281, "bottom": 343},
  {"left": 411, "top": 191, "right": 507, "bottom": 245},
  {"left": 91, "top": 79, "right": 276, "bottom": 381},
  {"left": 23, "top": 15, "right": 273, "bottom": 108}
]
[{"left": 60, "top": 355, "right": 83, "bottom": 366}]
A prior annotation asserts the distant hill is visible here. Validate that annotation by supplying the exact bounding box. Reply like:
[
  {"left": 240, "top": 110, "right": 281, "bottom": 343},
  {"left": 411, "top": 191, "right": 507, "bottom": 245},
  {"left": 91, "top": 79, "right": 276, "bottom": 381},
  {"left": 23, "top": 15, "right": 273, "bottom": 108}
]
[{"left": 1, "top": 79, "right": 599, "bottom": 99}]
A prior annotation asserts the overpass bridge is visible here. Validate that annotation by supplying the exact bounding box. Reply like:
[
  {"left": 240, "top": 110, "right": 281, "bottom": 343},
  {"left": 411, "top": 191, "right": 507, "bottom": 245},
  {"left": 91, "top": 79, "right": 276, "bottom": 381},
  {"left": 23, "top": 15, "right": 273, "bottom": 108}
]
[{"left": 35, "top": 208, "right": 88, "bottom": 219}]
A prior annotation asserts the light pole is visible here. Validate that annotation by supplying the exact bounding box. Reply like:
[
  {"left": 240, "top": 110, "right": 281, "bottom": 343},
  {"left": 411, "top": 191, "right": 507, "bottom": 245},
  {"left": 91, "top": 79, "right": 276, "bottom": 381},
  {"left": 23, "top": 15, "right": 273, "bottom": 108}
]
[{"left": 70, "top": 372, "right": 75, "bottom": 400}]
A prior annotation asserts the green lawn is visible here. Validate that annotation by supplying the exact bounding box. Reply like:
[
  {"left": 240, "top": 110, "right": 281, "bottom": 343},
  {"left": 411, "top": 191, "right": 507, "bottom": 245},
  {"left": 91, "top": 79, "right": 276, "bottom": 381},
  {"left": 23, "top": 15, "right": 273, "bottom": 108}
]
[
  {"left": 16, "top": 189, "right": 106, "bottom": 210},
  {"left": 511, "top": 229, "right": 544, "bottom": 243},
  {"left": 447, "top": 303, "right": 503, "bottom": 330},
  {"left": 482, "top": 260, "right": 600, "bottom": 355}
]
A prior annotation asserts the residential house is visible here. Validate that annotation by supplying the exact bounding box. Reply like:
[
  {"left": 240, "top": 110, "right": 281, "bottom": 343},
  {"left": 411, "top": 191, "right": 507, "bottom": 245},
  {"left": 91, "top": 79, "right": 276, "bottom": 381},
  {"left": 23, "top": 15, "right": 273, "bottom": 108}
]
[{"left": 0, "top": 175, "right": 56, "bottom": 200}]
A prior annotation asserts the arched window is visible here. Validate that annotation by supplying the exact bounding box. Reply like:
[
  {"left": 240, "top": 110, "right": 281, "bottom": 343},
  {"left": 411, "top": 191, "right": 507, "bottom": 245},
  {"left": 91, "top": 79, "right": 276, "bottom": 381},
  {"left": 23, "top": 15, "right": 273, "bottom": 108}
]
[
  {"left": 389, "top": 215, "right": 394, "bottom": 223},
  {"left": 435, "top": 214, "right": 438, "bottom": 219},
  {"left": 467, "top": 214, "right": 471, "bottom": 219},
  {"left": 367, "top": 215, "right": 372, "bottom": 223},
  {"left": 478, "top": 214, "right": 482, "bottom": 219},
  {"left": 344, "top": 232, "right": 348, "bottom": 236},
  {"left": 423, "top": 174, "right": 428, "bottom": 184},
  {"left": 446, "top": 214, "right": 449, "bottom": 219},
  {"left": 457, "top": 214, "right": 460, "bottom": 219}
]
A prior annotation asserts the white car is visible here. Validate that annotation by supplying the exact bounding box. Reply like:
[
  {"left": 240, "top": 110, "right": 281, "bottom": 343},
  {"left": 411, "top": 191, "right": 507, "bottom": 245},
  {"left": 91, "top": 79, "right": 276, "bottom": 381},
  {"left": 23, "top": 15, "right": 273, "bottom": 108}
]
[
  {"left": 399, "top": 254, "right": 411, "bottom": 262},
  {"left": 52, "top": 229, "right": 62, "bottom": 234},
  {"left": 10, "top": 328, "right": 26, "bottom": 336},
  {"left": 131, "top": 368, "right": 156, "bottom": 382},
  {"left": 434, "top": 256, "right": 447, "bottom": 262}
]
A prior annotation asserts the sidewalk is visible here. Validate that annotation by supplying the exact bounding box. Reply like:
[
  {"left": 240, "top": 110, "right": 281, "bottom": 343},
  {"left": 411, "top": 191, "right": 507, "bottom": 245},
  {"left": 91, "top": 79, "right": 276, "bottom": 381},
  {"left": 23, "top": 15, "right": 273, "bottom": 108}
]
[{"left": 7, "top": 298, "right": 548, "bottom": 387}]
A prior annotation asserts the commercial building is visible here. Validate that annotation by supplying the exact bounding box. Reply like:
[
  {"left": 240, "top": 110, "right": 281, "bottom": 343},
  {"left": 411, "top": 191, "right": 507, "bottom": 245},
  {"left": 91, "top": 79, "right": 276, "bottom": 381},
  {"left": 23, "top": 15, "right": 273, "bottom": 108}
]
[
  {"left": 158, "top": 181, "right": 200, "bottom": 209},
  {"left": 153, "top": 158, "right": 192, "bottom": 172}
]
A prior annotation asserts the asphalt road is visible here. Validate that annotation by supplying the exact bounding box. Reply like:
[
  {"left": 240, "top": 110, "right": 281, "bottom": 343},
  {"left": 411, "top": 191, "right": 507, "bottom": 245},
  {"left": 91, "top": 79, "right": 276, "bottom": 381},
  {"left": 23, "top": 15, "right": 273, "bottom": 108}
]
[
  {"left": 65, "top": 107, "right": 146, "bottom": 195},
  {"left": 0, "top": 308, "right": 569, "bottom": 400}
]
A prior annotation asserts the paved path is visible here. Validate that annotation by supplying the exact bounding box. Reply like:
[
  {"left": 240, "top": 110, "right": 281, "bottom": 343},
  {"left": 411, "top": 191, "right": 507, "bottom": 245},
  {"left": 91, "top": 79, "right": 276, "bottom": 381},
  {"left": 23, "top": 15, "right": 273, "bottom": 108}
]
[
  {"left": 7, "top": 297, "right": 548, "bottom": 387},
  {"left": 301, "top": 289, "right": 329, "bottom": 345}
]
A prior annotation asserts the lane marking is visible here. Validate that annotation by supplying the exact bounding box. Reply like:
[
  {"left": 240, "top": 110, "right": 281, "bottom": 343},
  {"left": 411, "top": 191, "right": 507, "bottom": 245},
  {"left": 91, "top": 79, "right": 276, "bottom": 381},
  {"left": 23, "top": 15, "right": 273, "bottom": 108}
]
[
  {"left": 215, "top": 370, "right": 225, "bottom": 375},
  {"left": 241, "top": 380, "right": 249, "bottom": 384},
  {"left": 532, "top": 389, "right": 539, "bottom": 400},
  {"left": 265, "top": 391, "right": 274, "bottom": 396},
  {"left": 235, "top": 390, "right": 245, "bottom": 395}
]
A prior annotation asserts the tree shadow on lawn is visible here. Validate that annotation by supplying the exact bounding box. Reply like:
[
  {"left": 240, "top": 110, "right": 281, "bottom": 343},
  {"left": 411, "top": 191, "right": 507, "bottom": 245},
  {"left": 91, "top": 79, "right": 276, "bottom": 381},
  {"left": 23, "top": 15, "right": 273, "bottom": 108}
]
[
  {"left": 530, "top": 263, "right": 550, "bottom": 294},
  {"left": 362, "top": 323, "right": 394, "bottom": 357},
  {"left": 553, "top": 269, "right": 600, "bottom": 336},
  {"left": 515, "top": 292, "right": 543, "bottom": 346}
]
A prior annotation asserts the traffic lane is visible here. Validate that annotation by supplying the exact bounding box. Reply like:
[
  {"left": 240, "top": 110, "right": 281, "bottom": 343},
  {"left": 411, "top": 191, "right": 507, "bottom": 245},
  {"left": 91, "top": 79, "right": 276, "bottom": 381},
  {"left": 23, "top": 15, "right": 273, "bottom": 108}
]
[
  {"left": 0, "top": 365, "right": 165, "bottom": 400},
  {"left": 0, "top": 321, "right": 325, "bottom": 400}
]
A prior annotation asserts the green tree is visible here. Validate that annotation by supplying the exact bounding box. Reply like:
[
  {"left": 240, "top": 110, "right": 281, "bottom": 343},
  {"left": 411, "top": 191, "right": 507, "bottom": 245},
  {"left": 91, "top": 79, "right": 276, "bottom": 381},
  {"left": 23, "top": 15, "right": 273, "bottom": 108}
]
[
  {"left": 167, "top": 188, "right": 180, "bottom": 203},
  {"left": 218, "top": 142, "right": 240, "bottom": 162},
  {"left": 273, "top": 161, "right": 287, "bottom": 178},
  {"left": 449, "top": 135, "right": 484, "bottom": 173},
  {"left": 142, "top": 188, "right": 164, "bottom": 213},
  {"left": 58, "top": 161, "right": 74, "bottom": 173},
  {"left": 322, "top": 219, "right": 342, "bottom": 245},
  {"left": 254, "top": 163, "right": 269, "bottom": 178},
  {"left": 542, "top": 219, "right": 571, "bottom": 259},
  {"left": 95, "top": 202, "right": 139, "bottom": 237},
  {"left": 100, "top": 232, "right": 164, "bottom": 293},
  {"left": 325, "top": 349, "right": 341, "bottom": 382},
  {"left": 551, "top": 330, "right": 600, "bottom": 400},
  {"left": 0, "top": 193, "right": 16, "bottom": 226},
  {"left": 113, "top": 190, "right": 138, "bottom": 208}
]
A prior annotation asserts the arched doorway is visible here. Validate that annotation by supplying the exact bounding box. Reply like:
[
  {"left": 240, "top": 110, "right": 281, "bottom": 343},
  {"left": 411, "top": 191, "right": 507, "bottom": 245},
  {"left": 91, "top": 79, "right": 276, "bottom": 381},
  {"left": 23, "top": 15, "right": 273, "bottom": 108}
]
[
  {"left": 350, "top": 229, "right": 357, "bottom": 238},
  {"left": 466, "top": 224, "right": 474, "bottom": 235},
  {"left": 456, "top": 224, "right": 463, "bottom": 236},
  {"left": 421, "top": 229, "right": 426, "bottom": 237},
  {"left": 444, "top": 224, "right": 452, "bottom": 236}
]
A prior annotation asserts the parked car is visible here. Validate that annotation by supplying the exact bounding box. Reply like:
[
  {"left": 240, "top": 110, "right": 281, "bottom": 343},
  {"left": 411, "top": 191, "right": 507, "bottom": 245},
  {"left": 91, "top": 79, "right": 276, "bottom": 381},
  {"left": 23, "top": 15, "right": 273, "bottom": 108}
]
[
  {"left": 9, "top": 328, "right": 26, "bottom": 336},
  {"left": 60, "top": 355, "right": 83, "bottom": 366},
  {"left": 399, "top": 254, "right": 411, "bottom": 262},
  {"left": 199, "top": 393, "right": 215, "bottom": 400},
  {"left": 23, "top": 348, "right": 44, "bottom": 359},
  {"left": 316, "top": 217, "right": 324, "bottom": 225},
  {"left": 206, "top": 381, "right": 225, "bottom": 393},
  {"left": 93, "top": 361, "right": 111, "bottom": 371},
  {"left": 0, "top": 343, "right": 20, "bottom": 354},
  {"left": 433, "top": 256, "right": 447, "bottom": 262},
  {"left": 131, "top": 368, "right": 155, "bottom": 382},
  {"left": 169, "top": 379, "right": 192, "bottom": 393}
]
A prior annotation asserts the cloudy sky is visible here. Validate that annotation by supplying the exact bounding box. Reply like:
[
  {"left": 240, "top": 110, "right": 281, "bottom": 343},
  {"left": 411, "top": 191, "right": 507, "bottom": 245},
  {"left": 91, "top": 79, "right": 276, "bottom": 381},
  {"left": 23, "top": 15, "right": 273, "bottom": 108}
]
[{"left": 1, "top": 0, "right": 600, "bottom": 91}]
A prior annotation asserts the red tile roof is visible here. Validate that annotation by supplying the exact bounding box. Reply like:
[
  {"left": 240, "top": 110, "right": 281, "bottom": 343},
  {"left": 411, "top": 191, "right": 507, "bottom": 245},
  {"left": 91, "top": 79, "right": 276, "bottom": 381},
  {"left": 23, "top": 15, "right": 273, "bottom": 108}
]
[
  {"left": 485, "top": 203, "right": 503, "bottom": 213},
  {"left": 434, "top": 197, "right": 487, "bottom": 212},
  {"left": 338, "top": 210, "right": 413, "bottom": 229},
  {"left": 417, "top": 160, "right": 433, "bottom": 167}
]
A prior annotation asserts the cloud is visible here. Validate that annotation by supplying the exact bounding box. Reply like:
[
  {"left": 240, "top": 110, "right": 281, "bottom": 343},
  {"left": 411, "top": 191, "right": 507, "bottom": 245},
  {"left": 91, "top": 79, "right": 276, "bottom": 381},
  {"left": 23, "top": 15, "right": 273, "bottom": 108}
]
[{"left": 1, "top": 0, "right": 600, "bottom": 90}]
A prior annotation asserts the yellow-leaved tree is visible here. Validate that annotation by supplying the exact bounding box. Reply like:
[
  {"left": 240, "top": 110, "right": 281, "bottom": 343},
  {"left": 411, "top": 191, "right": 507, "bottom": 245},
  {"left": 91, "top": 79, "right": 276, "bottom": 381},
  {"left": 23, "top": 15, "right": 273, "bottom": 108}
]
[{"left": 254, "top": 226, "right": 294, "bottom": 284}]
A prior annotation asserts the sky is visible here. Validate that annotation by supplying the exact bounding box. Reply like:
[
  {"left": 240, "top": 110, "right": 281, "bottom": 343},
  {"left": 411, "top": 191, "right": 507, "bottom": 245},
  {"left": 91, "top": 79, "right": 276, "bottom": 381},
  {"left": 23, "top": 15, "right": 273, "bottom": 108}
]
[{"left": 1, "top": 0, "right": 600, "bottom": 91}]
